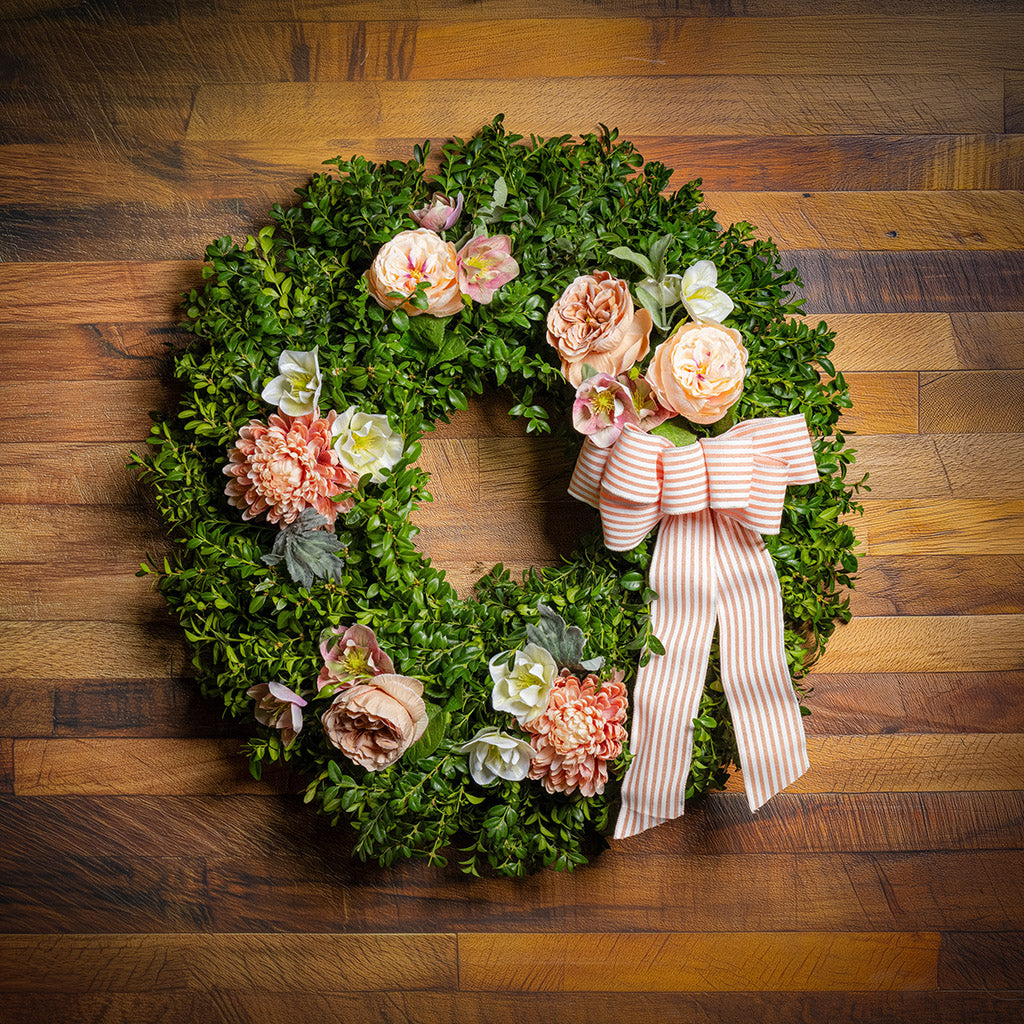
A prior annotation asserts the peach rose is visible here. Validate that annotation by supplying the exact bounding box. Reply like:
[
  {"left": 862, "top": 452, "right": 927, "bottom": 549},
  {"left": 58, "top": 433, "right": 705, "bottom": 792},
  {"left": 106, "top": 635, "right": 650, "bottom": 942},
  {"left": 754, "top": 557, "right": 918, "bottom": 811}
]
[
  {"left": 647, "top": 320, "right": 748, "bottom": 424},
  {"left": 546, "top": 271, "right": 652, "bottom": 386},
  {"left": 364, "top": 228, "right": 463, "bottom": 318},
  {"left": 321, "top": 673, "right": 428, "bottom": 771}
]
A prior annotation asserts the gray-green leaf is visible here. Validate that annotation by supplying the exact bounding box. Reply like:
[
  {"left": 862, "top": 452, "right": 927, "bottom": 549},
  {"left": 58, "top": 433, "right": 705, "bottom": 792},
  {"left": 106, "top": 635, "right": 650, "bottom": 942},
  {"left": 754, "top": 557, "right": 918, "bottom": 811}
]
[{"left": 261, "top": 509, "right": 345, "bottom": 587}]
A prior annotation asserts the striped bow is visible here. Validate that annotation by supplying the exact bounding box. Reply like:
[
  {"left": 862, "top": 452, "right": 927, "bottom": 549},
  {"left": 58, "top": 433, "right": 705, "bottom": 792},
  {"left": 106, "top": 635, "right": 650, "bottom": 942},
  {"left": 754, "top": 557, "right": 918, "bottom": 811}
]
[{"left": 568, "top": 414, "right": 820, "bottom": 839}]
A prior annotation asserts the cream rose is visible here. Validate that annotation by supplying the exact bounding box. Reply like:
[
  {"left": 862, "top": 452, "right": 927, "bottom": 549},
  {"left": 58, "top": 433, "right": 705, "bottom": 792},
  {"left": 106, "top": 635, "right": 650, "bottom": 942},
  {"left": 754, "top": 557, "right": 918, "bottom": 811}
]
[
  {"left": 364, "top": 228, "right": 463, "bottom": 318},
  {"left": 646, "top": 320, "right": 748, "bottom": 424},
  {"left": 546, "top": 270, "right": 652, "bottom": 386},
  {"left": 321, "top": 673, "right": 428, "bottom": 771}
]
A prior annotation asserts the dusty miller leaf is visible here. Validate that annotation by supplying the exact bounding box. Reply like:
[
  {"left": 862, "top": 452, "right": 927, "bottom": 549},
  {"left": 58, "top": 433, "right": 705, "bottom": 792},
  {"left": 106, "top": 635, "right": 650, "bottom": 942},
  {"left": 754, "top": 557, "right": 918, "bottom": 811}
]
[
  {"left": 261, "top": 509, "right": 345, "bottom": 587},
  {"left": 525, "top": 603, "right": 603, "bottom": 674}
]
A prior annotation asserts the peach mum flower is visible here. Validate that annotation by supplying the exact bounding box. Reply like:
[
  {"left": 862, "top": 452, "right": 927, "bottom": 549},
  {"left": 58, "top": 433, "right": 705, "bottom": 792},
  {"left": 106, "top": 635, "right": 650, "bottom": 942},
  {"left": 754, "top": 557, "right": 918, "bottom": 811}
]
[
  {"left": 526, "top": 671, "right": 628, "bottom": 797},
  {"left": 223, "top": 411, "right": 356, "bottom": 526}
]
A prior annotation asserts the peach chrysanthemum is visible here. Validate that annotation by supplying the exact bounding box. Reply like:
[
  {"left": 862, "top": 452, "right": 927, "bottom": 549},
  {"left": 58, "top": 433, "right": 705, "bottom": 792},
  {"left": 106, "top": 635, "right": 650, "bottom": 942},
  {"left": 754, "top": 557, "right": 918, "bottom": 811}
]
[
  {"left": 525, "top": 671, "right": 628, "bottom": 797},
  {"left": 223, "top": 411, "right": 356, "bottom": 526}
]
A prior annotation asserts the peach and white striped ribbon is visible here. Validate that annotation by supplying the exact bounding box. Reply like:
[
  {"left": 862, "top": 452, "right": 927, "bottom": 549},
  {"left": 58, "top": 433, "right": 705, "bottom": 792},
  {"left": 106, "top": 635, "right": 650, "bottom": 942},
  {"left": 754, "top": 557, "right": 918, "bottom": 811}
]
[{"left": 568, "top": 414, "right": 820, "bottom": 839}]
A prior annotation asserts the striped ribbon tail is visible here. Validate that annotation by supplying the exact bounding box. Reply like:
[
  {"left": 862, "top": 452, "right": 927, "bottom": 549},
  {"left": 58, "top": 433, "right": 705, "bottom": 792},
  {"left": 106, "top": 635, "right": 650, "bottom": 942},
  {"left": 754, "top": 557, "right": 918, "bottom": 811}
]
[{"left": 569, "top": 415, "right": 820, "bottom": 840}]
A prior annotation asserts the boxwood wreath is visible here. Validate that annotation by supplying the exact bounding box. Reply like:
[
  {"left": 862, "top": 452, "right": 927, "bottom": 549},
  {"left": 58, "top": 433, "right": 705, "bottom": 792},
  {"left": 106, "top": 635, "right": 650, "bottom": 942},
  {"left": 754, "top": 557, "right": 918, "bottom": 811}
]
[{"left": 138, "top": 117, "right": 862, "bottom": 877}]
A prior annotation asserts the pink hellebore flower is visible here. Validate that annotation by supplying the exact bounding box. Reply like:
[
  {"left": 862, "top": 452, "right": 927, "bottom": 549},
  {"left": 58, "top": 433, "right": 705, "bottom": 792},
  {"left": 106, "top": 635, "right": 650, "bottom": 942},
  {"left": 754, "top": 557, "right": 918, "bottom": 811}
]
[
  {"left": 457, "top": 234, "right": 520, "bottom": 304},
  {"left": 572, "top": 372, "right": 671, "bottom": 448},
  {"left": 318, "top": 623, "right": 395, "bottom": 692},
  {"left": 411, "top": 191, "right": 464, "bottom": 233},
  {"left": 246, "top": 681, "right": 307, "bottom": 748}
]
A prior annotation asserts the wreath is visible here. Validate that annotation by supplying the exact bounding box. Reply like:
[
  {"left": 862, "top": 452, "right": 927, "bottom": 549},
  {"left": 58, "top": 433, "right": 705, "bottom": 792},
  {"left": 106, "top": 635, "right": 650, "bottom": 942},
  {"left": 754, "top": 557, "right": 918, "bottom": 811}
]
[{"left": 139, "top": 117, "right": 861, "bottom": 877}]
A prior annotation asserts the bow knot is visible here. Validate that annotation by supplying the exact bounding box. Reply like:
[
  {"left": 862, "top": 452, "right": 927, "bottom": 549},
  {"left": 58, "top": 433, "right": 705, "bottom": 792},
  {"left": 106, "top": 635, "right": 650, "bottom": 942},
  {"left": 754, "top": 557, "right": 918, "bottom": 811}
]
[{"left": 568, "top": 414, "right": 820, "bottom": 838}]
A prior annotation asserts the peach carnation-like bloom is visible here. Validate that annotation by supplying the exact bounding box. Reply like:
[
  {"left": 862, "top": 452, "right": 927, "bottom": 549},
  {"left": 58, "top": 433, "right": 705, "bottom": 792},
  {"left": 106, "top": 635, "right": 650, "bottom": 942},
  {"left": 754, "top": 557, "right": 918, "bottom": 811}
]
[
  {"left": 364, "top": 228, "right": 463, "bottom": 318},
  {"left": 546, "top": 270, "right": 652, "bottom": 387},
  {"left": 526, "top": 671, "right": 628, "bottom": 797},
  {"left": 223, "top": 411, "right": 356, "bottom": 526},
  {"left": 322, "top": 673, "right": 428, "bottom": 771},
  {"left": 646, "top": 320, "right": 749, "bottom": 425}
]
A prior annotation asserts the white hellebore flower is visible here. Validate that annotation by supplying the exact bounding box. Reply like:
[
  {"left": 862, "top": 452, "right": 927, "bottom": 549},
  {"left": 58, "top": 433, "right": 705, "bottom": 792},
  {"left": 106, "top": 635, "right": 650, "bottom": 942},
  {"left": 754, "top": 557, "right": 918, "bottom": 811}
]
[
  {"left": 331, "top": 406, "right": 404, "bottom": 484},
  {"left": 490, "top": 642, "right": 557, "bottom": 725},
  {"left": 261, "top": 347, "right": 322, "bottom": 416},
  {"left": 678, "top": 260, "right": 734, "bottom": 324},
  {"left": 456, "top": 726, "right": 535, "bottom": 786}
]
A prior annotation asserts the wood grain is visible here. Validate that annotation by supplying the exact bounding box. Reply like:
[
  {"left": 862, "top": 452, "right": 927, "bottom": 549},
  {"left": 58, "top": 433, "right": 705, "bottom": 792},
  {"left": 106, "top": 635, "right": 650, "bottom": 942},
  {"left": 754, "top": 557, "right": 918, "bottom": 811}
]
[
  {"left": 0, "top": 933, "right": 457, "bottom": 992},
  {"left": 711, "top": 191, "right": 1024, "bottom": 251},
  {"left": 850, "top": 556, "right": 1024, "bottom": 615},
  {"left": 920, "top": 371, "right": 1024, "bottom": 432},
  {"left": 824, "top": 312, "right": 1024, "bottom": 371},
  {"left": 458, "top": 931, "right": 939, "bottom": 991},
  {"left": 854, "top": 500, "right": 1024, "bottom": 555},
  {"left": 185, "top": 78, "right": 1004, "bottom": 142},
  {"left": 6, "top": 18, "right": 1023, "bottom": 84},
  {"left": 813, "top": 614, "right": 1024, "bottom": 672}
]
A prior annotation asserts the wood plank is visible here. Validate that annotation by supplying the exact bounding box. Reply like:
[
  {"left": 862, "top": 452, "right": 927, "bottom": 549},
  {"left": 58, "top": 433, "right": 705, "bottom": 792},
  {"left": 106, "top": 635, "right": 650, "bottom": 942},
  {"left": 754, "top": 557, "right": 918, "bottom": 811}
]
[
  {"left": 813, "top": 614, "right": 1024, "bottom": 672},
  {"left": 0, "top": 324, "right": 181, "bottom": 380},
  {"left": 7, "top": 613, "right": 1020, "bottom": 684},
  {"left": 788, "top": 250, "right": 1024, "bottom": 313},
  {"left": 185, "top": 78, "right": 1004, "bottom": 141},
  {"left": 0, "top": 856, "right": 212, "bottom": 933},
  {"left": 711, "top": 191, "right": 1024, "bottom": 251},
  {"left": 0, "top": 679, "right": 54, "bottom": 737},
  {"left": 940, "top": 932, "right": 1024, "bottom": 991},
  {"left": 458, "top": 931, "right": 939, "bottom": 991},
  {"left": 5, "top": 622, "right": 187, "bottom": 680},
  {"left": 0, "top": 991, "right": 1016, "bottom": 1024},
  {"left": 850, "top": 556, "right": 1024, "bottom": 616},
  {"left": 0, "top": 506, "right": 164, "bottom": 566},
  {"left": 0, "top": 372, "right": 922, "bottom": 442},
  {"left": 5, "top": 136, "right": 1022, "bottom": 207},
  {"left": 5, "top": 192, "right": 1024, "bottom": 263},
  {"left": 805, "top": 671, "right": 1024, "bottom": 734},
  {"left": 0, "top": 443, "right": 150, "bottom": 503},
  {"left": 5, "top": 791, "right": 1023, "bottom": 864},
  {"left": 5, "top": 18, "right": 1023, "bottom": 84},
  {"left": 13, "top": 738, "right": 276, "bottom": 796},
  {"left": 725, "top": 734, "right": 1024, "bottom": 795},
  {"left": 0, "top": 571, "right": 169, "bottom": 623},
  {"left": 0, "top": 200, "right": 260, "bottom": 262},
  {"left": 855, "top": 500, "right": 1024, "bottom": 556},
  {"left": 823, "top": 312, "right": 1024, "bottom": 371},
  {"left": 3, "top": 0, "right": 1015, "bottom": 19},
  {"left": 15, "top": 732, "right": 1023, "bottom": 797},
  {"left": 852, "top": 434, "right": 1024, "bottom": 499},
  {"left": 842, "top": 372, "right": 918, "bottom": 434},
  {"left": 0, "top": 381, "right": 166, "bottom": 442},
  {"left": 0, "top": 262, "right": 197, "bottom": 324},
  {"left": 920, "top": 370, "right": 1024, "bottom": 433},
  {"left": 0, "top": 933, "right": 457, "bottom": 992}
]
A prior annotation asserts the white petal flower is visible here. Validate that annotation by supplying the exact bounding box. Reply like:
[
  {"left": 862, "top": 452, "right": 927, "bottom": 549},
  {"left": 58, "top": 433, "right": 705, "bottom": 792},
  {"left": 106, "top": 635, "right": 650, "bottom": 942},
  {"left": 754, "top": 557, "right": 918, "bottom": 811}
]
[
  {"left": 330, "top": 405, "right": 405, "bottom": 484},
  {"left": 261, "top": 347, "right": 322, "bottom": 416},
  {"left": 638, "top": 274, "right": 685, "bottom": 307},
  {"left": 490, "top": 642, "right": 557, "bottom": 725},
  {"left": 455, "top": 726, "right": 535, "bottom": 786},
  {"left": 679, "top": 260, "right": 734, "bottom": 324}
]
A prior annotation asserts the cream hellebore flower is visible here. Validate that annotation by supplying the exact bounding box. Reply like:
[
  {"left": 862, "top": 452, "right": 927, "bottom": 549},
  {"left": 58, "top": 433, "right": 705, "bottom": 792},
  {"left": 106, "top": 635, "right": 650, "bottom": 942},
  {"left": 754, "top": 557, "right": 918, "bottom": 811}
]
[
  {"left": 261, "top": 347, "right": 322, "bottom": 416},
  {"left": 677, "top": 260, "right": 734, "bottom": 323},
  {"left": 490, "top": 642, "right": 558, "bottom": 725},
  {"left": 456, "top": 726, "right": 535, "bottom": 786},
  {"left": 330, "top": 406, "right": 404, "bottom": 484}
]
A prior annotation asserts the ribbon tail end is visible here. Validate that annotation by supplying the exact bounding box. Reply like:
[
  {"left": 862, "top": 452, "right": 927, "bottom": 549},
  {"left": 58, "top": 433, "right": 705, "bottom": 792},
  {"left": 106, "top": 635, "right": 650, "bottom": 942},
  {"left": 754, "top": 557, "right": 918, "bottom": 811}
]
[{"left": 745, "top": 754, "right": 811, "bottom": 814}]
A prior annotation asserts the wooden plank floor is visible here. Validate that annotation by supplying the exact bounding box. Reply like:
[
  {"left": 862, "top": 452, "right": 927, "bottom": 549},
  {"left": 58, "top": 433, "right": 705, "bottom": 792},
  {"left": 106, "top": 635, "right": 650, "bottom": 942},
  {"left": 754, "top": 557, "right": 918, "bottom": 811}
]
[{"left": 1, "top": 2, "right": 1022, "bottom": 1021}]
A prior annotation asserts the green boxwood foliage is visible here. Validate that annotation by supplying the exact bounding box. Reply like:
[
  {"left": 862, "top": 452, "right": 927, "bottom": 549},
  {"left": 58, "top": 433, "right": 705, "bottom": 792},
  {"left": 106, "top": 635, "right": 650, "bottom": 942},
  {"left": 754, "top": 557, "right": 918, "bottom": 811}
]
[{"left": 137, "top": 117, "right": 862, "bottom": 877}]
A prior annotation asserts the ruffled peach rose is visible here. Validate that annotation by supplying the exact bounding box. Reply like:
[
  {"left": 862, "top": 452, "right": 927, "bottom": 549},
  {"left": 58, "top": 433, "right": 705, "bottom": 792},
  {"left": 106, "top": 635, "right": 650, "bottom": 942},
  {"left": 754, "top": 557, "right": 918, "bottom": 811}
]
[
  {"left": 364, "top": 228, "right": 463, "bottom": 318},
  {"left": 646, "top": 320, "right": 748, "bottom": 424},
  {"left": 546, "top": 270, "right": 652, "bottom": 386},
  {"left": 321, "top": 673, "right": 428, "bottom": 771}
]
